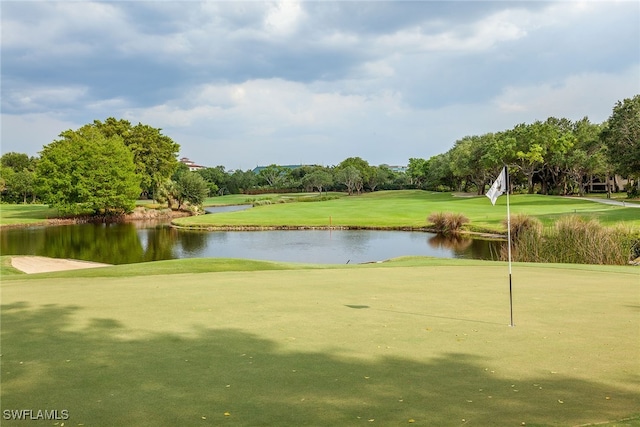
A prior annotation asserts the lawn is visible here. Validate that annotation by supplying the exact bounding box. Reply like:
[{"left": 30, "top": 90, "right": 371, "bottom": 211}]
[
  {"left": 1, "top": 257, "right": 638, "bottom": 426},
  {"left": 175, "top": 190, "right": 640, "bottom": 232},
  {"left": 0, "top": 204, "right": 59, "bottom": 226}
]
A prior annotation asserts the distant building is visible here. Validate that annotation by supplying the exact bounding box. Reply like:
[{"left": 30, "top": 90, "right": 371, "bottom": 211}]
[{"left": 179, "top": 157, "right": 206, "bottom": 171}]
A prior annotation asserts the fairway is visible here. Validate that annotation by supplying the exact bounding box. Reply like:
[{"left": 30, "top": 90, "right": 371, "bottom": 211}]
[
  {"left": 1, "top": 258, "right": 638, "bottom": 426},
  {"left": 175, "top": 191, "right": 640, "bottom": 232}
]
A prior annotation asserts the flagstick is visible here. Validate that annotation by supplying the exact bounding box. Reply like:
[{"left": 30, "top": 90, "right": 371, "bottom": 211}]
[{"left": 505, "top": 166, "right": 514, "bottom": 327}]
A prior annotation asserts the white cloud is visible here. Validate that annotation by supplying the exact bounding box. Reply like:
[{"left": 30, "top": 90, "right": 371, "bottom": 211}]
[
  {"left": 1, "top": 114, "right": 80, "bottom": 156},
  {"left": 493, "top": 65, "right": 640, "bottom": 123},
  {"left": 264, "top": 1, "right": 305, "bottom": 35},
  {"left": 3, "top": 85, "right": 89, "bottom": 112}
]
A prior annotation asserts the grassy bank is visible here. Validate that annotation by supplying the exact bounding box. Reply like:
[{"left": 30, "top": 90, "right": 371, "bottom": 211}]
[
  {"left": 0, "top": 204, "right": 59, "bottom": 226},
  {"left": 174, "top": 190, "right": 640, "bottom": 232},
  {"left": 1, "top": 257, "right": 637, "bottom": 426},
  {"left": 3, "top": 192, "right": 637, "bottom": 231}
]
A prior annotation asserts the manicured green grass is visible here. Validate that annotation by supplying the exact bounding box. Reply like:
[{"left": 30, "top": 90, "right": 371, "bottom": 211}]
[
  {"left": 0, "top": 204, "right": 59, "bottom": 226},
  {"left": 203, "top": 192, "right": 345, "bottom": 206},
  {"left": 1, "top": 257, "right": 638, "bottom": 426},
  {"left": 0, "top": 256, "right": 24, "bottom": 276},
  {"left": 175, "top": 190, "right": 640, "bottom": 232}
]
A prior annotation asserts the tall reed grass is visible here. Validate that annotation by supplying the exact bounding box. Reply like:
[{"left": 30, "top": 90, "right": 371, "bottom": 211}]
[
  {"left": 504, "top": 215, "right": 635, "bottom": 265},
  {"left": 427, "top": 212, "right": 469, "bottom": 235}
]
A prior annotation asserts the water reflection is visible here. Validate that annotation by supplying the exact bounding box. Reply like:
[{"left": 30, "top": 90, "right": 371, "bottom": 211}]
[{"left": 1, "top": 223, "right": 502, "bottom": 265}]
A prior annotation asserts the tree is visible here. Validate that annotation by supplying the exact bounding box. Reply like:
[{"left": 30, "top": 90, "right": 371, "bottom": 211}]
[
  {"left": 227, "top": 169, "right": 257, "bottom": 194},
  {"left": 511, "top": 122, "right": 547, "bottom": 194},
  {"left": 0, "top": 166, "right": 14, "bottom": 201},
  {"left": 176, "top": 172, "right": 209, "bottom": 208},
  {"left": 7, "top": 170, "right": 35, "bottom": 203},
  {"left": 155, "top": 179, "right": 178, "bottom": 209},
  {"left": 302, "top": 169, "right": 333, "bottom": 193},
  {"left": 601, "top": 95, "right": 640, "bottom": 193},
  {"left": 337, "top": 157, "right": 371, "bottom": 190},
  {"left": 196, "top": 166, "right": 228, "bottom": 196},
  {"left": 335, "top": 165, "right": 362, "bottom": 195},
  {"left": 258, "top": 164, "right": 288, "bottom": 188},
  {"left": 449, "top": 134, "right": 499, "bottom": 194},
  {"left": 36, "top": 127, "right": 141, "bottom": 215},
  {"left": 368, "top": 165, "right": 392, "bottom": 191},
  {"left": 424, "top": 153, "right": 455, "bottom": 191},
  {"left": 91, "top": 118, "right": 180, "bottom": 198},
  {"left": 407, "top": 158, "right": 429, "bottom": 188},
  {"left": 563, "top": 118, "right": 606, "bottom": 196},
  {"left": 1, "top": 152, "right": 32, "bottom": 172}
]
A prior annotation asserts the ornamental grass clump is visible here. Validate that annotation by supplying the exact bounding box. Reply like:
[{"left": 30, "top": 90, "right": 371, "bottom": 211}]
[
  {"left": 548, "top": 216, "right": 632, "bottom": 265},
  {"left": 427, "top": 212, "right": 469, "bottom": 235},
  {"left": 502, "top": 214, "right": 543, "bottom": 262},
  {"left": 505, "top": 215, "right": 634, "bottom": 265}
]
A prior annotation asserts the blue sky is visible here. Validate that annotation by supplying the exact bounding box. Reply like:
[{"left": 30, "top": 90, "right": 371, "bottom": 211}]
[{"left": 1, "top": 1, "right": 638, "bottom": 170}]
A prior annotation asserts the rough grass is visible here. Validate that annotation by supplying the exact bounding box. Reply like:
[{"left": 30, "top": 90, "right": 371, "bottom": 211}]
[
  {"left": 1, "top": 257, "right": 638, "bottom": 426},
  {"left": 508, "top": 216, "right": 636, "bottom": 265}
]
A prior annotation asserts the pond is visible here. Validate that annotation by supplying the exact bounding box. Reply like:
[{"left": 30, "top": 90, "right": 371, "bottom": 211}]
[{"left": 0, "top": 220, "right": 503, "bottom": 265}]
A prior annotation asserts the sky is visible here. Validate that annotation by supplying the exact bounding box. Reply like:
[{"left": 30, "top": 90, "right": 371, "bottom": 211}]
[{"left": 1, "top": 1, "right": 639, "bottom": 171}]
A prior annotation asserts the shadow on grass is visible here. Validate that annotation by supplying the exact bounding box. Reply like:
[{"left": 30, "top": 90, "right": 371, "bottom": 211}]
[{"left": 1, "top": 303, "right": 638, "bottom": 426}]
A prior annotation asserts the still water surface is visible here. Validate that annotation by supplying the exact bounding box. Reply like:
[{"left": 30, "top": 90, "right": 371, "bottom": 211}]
[{"left": 1, "top": 221, "right": 502, "bottom": 265}]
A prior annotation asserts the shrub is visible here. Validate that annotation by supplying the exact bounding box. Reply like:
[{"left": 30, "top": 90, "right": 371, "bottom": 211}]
[{"left": 427, "top": 212, "right": 469, "bottom": 235}]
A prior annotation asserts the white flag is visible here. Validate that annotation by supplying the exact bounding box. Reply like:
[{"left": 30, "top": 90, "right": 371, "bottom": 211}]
[{"left": 486, "top": 167, "right": 507, "bottom": 205}]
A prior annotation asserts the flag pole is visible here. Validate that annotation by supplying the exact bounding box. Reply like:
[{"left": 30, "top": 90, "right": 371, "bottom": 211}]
[{"left": 505, "top": 165, "right": 514, "bottom": 327}]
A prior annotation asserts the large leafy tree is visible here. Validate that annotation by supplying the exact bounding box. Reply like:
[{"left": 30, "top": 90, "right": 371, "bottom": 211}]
[
  {"left": 601, "top": 95, "right": 640, "bottom": 189},
  {"left": 407, "top": 158, "right": 429, "bottom": 188},
  {"left": 196, "top": 166, "right": 228, "bottom": 196},
  {"left": 227, "top": 169, "right": 257, "bottom": 194},
  {"left": 563, "top": 118, "right": 607, "bottom": 196},
  {"left": 7, "top": 170, "right": 35, "bottom": 203},
  {"left": 91, "top": 118, "right": 180, "bottom": 197},
  {"left": 301, "top": 168, "right": 333, "bottom": 193},
  {"left": 449, "top": 134, "right": 502, "bottom": 194},
  {"left": 258, "top": 164, "right": 288, "bottom": 188},
  {"left": 1, "top": 152, "right": 32, "bottom": 172},
  {"left": 0, "top": 152, "right": 39, "bottom": 202},
  {"left": 337, "top": 157, "right": 371, "bottom": 189},
  {"left": 36, "top": 127, "right": 141, "bottom": 215},
  {"left": 335, "top": 165, "right": 362, "bottom": 195}
]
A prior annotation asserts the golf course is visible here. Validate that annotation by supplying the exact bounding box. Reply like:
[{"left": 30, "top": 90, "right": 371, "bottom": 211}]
[{"left": 1, "top": 191, "right": 639, "bottom": 426}]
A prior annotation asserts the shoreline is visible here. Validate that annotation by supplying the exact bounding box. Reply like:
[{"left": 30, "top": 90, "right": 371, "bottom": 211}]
[
  {"left": 169, "top": 223, "right": 505, "bottom": 239},
  {"left": 0, "top": 207, "right": 191, "bottom": 230}
]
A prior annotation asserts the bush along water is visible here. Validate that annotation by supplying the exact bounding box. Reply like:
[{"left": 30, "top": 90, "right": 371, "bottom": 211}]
[
  {"left": 427, "top": 212, "right": 469, "bottom": 235},
  {"left": 503, "top": 214, "right": 636, "bottom": 265}
]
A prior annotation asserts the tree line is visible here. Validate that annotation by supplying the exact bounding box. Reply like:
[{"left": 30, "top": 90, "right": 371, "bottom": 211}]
[
  {"left": 406, "top": 95, "right": 639, "bottom": 197},
  {"left": 1, "top": 95, "right": 638, "bottom": 215}
]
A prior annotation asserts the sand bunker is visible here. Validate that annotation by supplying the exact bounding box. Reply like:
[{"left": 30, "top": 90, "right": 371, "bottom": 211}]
[{"left": 10, "top": 256, "right": 111, "bottom": 274}]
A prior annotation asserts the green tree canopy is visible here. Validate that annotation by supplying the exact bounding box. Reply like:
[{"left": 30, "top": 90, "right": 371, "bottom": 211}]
[
  {"left": 90, "top": 118, "right": 180, "bottom": 197},
  {"left": 176, "top": 172, "right": 209, "bottom": 208},
  {"left": 335, "top": 165, "right": 362, "bottom": 195},
  {"left": 36, "top": 127, "right": 141, "bottom": 215},
  {"left": 1, "top": 152, "right": 34, "bottom": 172},
  {"left": 337, "top": 157, "right": 371, "bottom": 189},
  {"left": 601, "top": 95, "right": 640, "bottom": 181},
  {"left": 301, "top": 169, "right": 333, "bottom": 193},
  {"left": 258, "top": 164, "right": 288, "bottom": 188}
]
